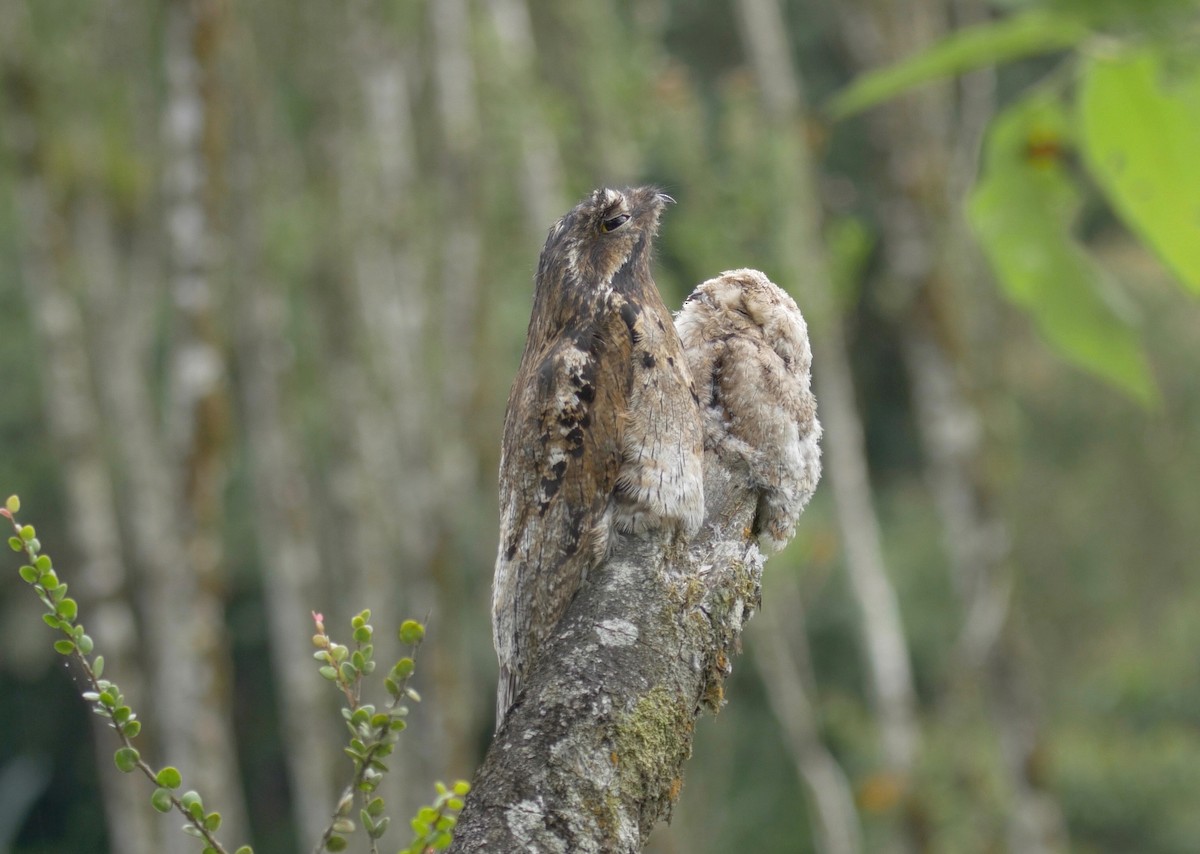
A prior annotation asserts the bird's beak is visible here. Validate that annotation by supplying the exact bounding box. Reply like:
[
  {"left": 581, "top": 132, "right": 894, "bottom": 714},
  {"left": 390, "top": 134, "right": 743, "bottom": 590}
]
[{"left": 657, "top": 192, "right": 676, "bottom": 205}]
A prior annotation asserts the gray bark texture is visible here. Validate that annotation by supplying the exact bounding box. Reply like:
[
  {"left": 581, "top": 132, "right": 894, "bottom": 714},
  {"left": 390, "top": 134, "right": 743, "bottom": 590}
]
[{"left": 450, "top": 444, "right": 769, "bottom": 853}]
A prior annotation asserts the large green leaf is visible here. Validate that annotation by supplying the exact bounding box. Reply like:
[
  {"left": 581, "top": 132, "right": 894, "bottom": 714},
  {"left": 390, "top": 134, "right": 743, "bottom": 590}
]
[
  {"left": 968, "top": 93, "right": 1157, "bottom": 405},
  {"left": 1080, "top": 47, "right": 1200, "bottom": 295},
  {"left": 827, "top": 10, "right": 1090, "bottom": 120}
]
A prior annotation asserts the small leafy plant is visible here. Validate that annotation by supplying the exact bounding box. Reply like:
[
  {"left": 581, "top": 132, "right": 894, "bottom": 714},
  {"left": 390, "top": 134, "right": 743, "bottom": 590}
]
[
  {"left": 2, "top": 494, "right": 247, "bottom": 854},
  {"left": 3, "top": 494, "right": 469, "bottom": 853},
  {"left": 309, "top": 611, "right": 467, "bottom": 853}
]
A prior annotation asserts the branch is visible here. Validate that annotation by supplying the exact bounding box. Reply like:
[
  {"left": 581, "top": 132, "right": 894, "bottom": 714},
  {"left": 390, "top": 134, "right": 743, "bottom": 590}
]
[{"left": 452, "top": 270, "right": 820, "bottom": 852}]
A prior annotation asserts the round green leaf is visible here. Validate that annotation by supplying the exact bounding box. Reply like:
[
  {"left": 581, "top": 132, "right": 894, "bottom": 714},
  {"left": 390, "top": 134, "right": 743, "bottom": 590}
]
[
  {"left": 6, "top": 495, "right": 20, "bottom": 514},
  {"left": 398, "top": 620, "right": 425, "bottom": 645},
  {"left": 56, "top": 598, "right": 78, "bottom": 622},
  {"left": 7, "top": 536, "right": 22, "bottom": 552},
  {"left": 156, "top": 766, "right": 183, "bottom": 789},
  {"left": 19, "top": 524, "right": 35, "bottom": 541},
  {"left": 18, "top": 564, "right": 37, "bottom": 583},
  {"left": 114, "top": 747, "right": 140, "bottom": 773},
  {"left": 34, "top": 554, "right": 51, "bottom": 571},
  {"left": 54, "top": 640, "right": 76, "bottom": 655},
  {"left": 181, "top": 791, "right": 203, "bottom": 819},
  {"left": 325, "top": 835, "right": 348, "bottom": 852},
  {"left": 150, "top": 787, "right": 173, "bottom": 813},
  {"left": 122, "top": 720, "right": 142, "bottom": 738}
]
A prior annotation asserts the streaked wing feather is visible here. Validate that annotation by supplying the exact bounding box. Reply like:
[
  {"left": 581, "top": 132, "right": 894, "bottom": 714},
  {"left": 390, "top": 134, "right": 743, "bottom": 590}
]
[{"left": 493, "top": 313, "right": 628, "bottom": 724}]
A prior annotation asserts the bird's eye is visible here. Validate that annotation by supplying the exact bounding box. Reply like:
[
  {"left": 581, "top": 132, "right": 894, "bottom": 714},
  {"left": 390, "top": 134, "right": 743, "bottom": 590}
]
[{"left": 600, "top": 213, "right": 631, "bottom": 233}]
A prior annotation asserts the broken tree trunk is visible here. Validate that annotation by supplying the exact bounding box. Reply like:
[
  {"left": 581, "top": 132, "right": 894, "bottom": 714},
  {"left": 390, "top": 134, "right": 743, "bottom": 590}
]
[{"left": 450, "top": 436, "right": 773, "bottom": 852}]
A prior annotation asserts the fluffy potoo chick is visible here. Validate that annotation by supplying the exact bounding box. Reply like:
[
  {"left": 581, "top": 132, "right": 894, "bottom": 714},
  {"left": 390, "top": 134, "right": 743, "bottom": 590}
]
[
  {"left": 492, "top": 187, "right": 704, "bottom": 730},
  {"left": 675, "top": 269, "right": 821, "bottom": 553}
]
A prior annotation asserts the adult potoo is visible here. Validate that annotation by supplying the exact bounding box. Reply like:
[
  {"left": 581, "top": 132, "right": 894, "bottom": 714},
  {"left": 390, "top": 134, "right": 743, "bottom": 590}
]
[{"left": 492, "top": 187, "right": 704, "bottom": 730}]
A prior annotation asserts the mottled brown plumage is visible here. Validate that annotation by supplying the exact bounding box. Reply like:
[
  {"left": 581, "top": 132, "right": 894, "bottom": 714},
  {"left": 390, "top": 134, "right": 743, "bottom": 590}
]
[{"left": 492, "top": 187, "right": 704, "bottom": 730}]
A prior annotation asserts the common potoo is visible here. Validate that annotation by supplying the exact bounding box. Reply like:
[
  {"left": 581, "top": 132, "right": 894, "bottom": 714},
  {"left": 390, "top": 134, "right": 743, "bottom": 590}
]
[
  {"left": 675, "top": 269, "right": 821, "bottom": 553},
  {"left": 492, "top": 187, "right": 704, "bottom": 730}
]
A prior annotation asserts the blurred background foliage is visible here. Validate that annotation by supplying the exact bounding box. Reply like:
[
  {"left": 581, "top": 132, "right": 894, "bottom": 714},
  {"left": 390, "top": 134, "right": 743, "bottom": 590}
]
[{"left": 1, "top": 0, "right": 1199, "bottom": 852}]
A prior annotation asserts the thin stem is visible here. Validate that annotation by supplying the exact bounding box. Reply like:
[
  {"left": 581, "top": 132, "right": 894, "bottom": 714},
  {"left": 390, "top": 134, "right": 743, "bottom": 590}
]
[
  {"left": 310, "top": 615, "right": 424, "bottom": 853},
  {"left": 2, "top": 507, "right": 235, "bottom": 854}
]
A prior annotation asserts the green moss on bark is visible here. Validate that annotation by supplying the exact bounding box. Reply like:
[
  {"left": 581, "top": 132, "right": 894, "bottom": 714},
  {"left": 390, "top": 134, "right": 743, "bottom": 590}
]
[{"left": 613, "top": 686, "right": 693, "bottom": 830}]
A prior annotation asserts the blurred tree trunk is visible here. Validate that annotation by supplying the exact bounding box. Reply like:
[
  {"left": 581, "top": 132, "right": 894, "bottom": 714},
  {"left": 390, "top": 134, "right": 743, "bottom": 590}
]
[
  {"left": 484, "top": 0, "right": 567, "bottom": 232},
  {"left": 152, "top": 0, "right": 248, "bottom": 844},
  {"left": 425, "top": 0, "right": 487, "bottom": 777},
  {"left": 4, "top": 33, "right": 159, "bottom": 842},
  {"left": 276, "top": 0, "right": 491, "bottom": 822},
  {"left": 834, "top": 0, "right": 1067, "bottom": 849},
  {"left": 753, "top": 578, "right": 862, "bottom": 854},
  {"left": 313, "top": 0, "right": 461, "bottom": 816},
  {"left": 234, "top": 270, "right": 339, "bottom": 846},
  {"left": 537, "top": 0, "right": 642, "bottom": 185},
  {"left": 224, "top": 11, "right": 342, "bottom": 840},
  {"left": 734, "top": 2, "right": 921, "bottom": 850}
]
